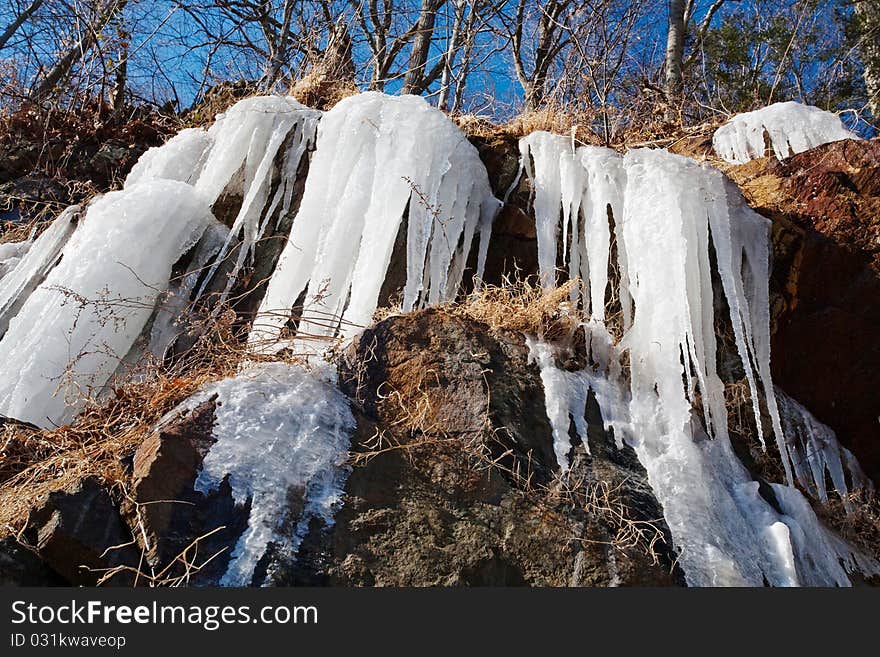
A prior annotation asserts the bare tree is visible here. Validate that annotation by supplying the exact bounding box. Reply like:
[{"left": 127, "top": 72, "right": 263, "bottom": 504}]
[
  {"left": 506, "top": 0, "right": 574, "bottom": 110},
  {"left": 0, "top": 0, "right": 44, "bottom": 51},
  {"left": 30, "top": 0, "right": 128, "bottom": 102},
  {"left": 664, "top": 0, "right": 729, "bottom": 122},
  {"left": 855, "top": 0, "right": 880, "bottom": 120},
  {"left": 664, "top": 0, "right": 686, "bottom": 120},
  {"left": 401, "top": 0, "right": 445, "bottom": 94}
]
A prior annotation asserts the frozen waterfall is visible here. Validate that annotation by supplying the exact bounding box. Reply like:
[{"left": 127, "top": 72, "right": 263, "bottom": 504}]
[
  {"left": 518, "top": 133, "right": 878, "bottom": 586},
  {"left": 249, "top": 92, "right": 499, "bottom": 356}
]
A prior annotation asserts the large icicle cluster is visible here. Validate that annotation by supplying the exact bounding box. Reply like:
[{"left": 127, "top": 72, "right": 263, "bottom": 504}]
[
  {"left": 0, "top": 95, "right": 323, "bottom": 427},
  {"left": 250, "top": 92, "right": 499, "bottom": 355},
  {"left": 191, "top": 96, "right": 319, "bottom": 301},
  {"left": 712, "top": 101, "right": 858, "bottom": 164},
  {"left": 0, "top": 182, "right": 214, "bottom": 427},
  {"left": 172, "top": 362, "right": 353, "bottom": 586},
  {"left": 161, "top": 93, "right": 500, "bottom": 585},
  {"left": 518, "top": 133, "right": 878, "bottom": 586}
]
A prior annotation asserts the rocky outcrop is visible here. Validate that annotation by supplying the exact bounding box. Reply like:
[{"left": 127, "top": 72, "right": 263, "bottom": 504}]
[
  {"left": 4, "top": 309, "right": 682, "bottom": 586},
  {"left": 1, "top": 119, "right": 877, "bottom": 587},
  {"left": 21, "top": 476, "right": 140, "bottom": 586},
  {"left": 726, "top": 139, "right": 880, "bottom": 482},
  {"left": 285, "top": 309, "right": 682, "bottom": 586}
]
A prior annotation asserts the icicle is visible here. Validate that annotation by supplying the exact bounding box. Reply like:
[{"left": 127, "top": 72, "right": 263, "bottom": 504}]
[
  {"left": 518, "top": 137, "right": 877, "bottom": 586},
  {"left": 147, "top": 222, "right": 230, "bottom": 360},
  {"left": 713, "top": 101, "right": 859, "bottom": 164},
  {"left": 0, "top": 181, "right": 214, "bottom": 427},
  {"left": 776, "top": 389, "right": 872, "bottom": 506},
  {"left": 526, "top": 338, "right": 591, "bottom": 467},
  {"left": 175, "top": 362, "right": 353, "bottom": 586},
  {"left": 519, "top": 131, "right": 584, "bottom": 288},
  {"left": 518, "top": 133, "right": 627, "bottom": 325},
  {"left": 0, "top": 205, "right": 79, "bottom": 338},
  {"left": 249, "top": 92, "right": 497, "bottom": 356},
  {"left": 193, "top": 96, "right": 320, "bottom": 303}
]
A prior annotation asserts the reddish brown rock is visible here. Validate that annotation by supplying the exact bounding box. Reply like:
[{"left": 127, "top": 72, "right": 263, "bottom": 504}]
[
  {"left": 727, "top": 138, "right": 880, "bottom": 482},
  {"left": 129, "top": 399, "right": 217, "bottom": 563}
]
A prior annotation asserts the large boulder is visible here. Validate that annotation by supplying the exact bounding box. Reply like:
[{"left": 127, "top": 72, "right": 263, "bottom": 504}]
[
  {"left": 22, "top": 476, "right": 140, "bottom": 586},
  {"left": 126, "top": 400, "right": 249, "bottom": 585},
  {"left": 284, "top": 309, "right": 682, "bottom": 586}
]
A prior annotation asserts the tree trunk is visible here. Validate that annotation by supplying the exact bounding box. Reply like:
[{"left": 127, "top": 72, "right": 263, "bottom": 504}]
[
  {"left": 437, "top": 0, "right": 466, "bottom": 111},
  {"left": 855, "top": 0, "right": 880, "bottom": 121},
  {"left": 402, "top": 0, "right": 442, "bottom": 95},
  {"left": 664, "top": 0, "right": 686, "bottom": 123},
  {"left": 0, "top": 0, "right": 44, "bottom": 51}
]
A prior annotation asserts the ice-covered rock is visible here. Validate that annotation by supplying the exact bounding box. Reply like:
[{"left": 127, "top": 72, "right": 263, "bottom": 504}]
[
  {"left": 777, "top": 389, "right": 872, "bottom": 507},
  {"left": 0, "top": 206, "right": 79, "bottom": 338},
  {"left": 0, "top": 235, "right": 33, "bottom": 281},
  {"left": 712, "top": 101, "right": 858, "bottom": 164},
  {"left": 519, "top": 139, "right": 878, "bottom": 586},
  {"left": 0, "top": 181, "right": 215, "bottom": 427},
  {"left": 178, "top": 362, "right": 353, "bottom": 586},
  {"left": 250, "top": 92, "right": 499, "bottom": 356}
]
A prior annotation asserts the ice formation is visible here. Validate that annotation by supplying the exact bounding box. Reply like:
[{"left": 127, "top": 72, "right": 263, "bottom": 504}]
[
  {"left": 250, "top": 92, "right": 499, "bottom": 356},
  {"left": 175, "top": 362, "right": 353, "bottom": 586},
  {"left": 712, "top": 101, "right": 858, "bottom": 164},
  {"left": 0, "top": 205, "right": 79, "bottom": 337},
  {"left": 0, "top": 233, "right": 33, "bottom": 281},
  {"left": 125, "top": 128, "right": 214, "bottom": 187},
  {"left": 193, "top": 96, "right": 320, "bottom": 302},
  {"left": 519, "top": 135, "right": 878, "bottom": 586},
  {"left": 0, "top": 182, "right": 214, "bottom": 427},
  {"left": 777, "top": 389, "right": 872, "bottom": 506}
]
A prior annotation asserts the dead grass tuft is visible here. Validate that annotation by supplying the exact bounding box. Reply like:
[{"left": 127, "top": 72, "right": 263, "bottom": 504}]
[
  {"left": 818, "top": 491, "right": 880, "bottom": 561},
  {"left": 289, "top": 71, "right": 359, "bottom": 111},
  {"left": 450, "top": 276, "right": 581, "bottom": 339},
  {"left": 504, "top": 104, "right": 602, "bottom": 146}
]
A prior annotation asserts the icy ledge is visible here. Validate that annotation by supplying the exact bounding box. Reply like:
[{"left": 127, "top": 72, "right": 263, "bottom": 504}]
[
  {"left": 519, "top": 134, "right": 878, "bottom": 586},
  {"left": 712, "top": 101, "right": 858, "bottom": 164}
]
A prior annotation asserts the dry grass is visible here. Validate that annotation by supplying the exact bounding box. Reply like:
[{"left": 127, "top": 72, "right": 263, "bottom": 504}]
[
  {"left": 289, "top": 71, "right": 359, "bottom": 111},
  {"left": 819, "top": 491, "right": 880, "bottom": 562},
  {"left": 504, "top": 104, "right": 602, "bottom": 146},
  {"left": 449, "top": 276, "right": 581, "bottom": 339}
]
